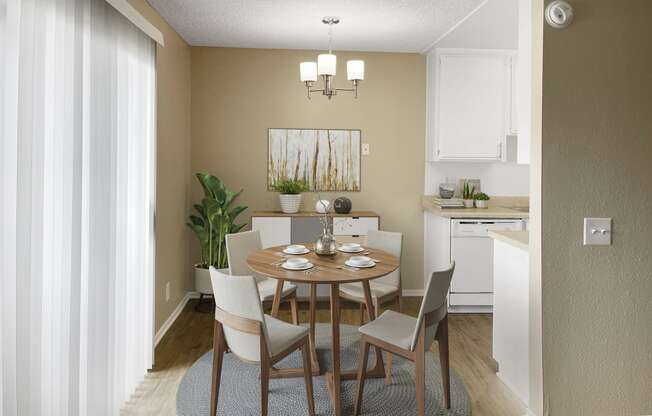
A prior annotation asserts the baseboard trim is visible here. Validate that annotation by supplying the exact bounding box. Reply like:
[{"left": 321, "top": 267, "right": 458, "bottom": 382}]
[
  {"left": 402, "top": 289, "right": 424, "bottom": 297},
  {"left": 154, "top": 292, "right": 200, "bottom": 346}
]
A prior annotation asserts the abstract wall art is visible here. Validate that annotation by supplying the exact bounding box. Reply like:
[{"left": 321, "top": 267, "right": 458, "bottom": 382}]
[{"left": 268, "top": 128, "right": 361, "bottom": 191}]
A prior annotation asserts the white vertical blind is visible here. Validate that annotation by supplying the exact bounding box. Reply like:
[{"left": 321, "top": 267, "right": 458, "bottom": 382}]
[{"left": 0, "top": 0, "right": 156, "bottom": 415}]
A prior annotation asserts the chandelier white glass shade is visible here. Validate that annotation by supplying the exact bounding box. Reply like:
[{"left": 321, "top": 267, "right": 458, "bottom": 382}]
[{"left": 300, "top": 17, "right": 364, "bottom": 99}]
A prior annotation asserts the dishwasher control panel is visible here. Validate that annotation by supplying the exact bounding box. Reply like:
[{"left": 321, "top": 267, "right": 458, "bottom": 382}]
[{"left": 451, "top": 219, "right": 525, "bottom": 237}]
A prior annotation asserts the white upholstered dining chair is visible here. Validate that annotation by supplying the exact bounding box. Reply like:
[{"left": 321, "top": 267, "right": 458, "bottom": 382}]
[
  {"left": 339, "top": 230, "right": 403, "bottom": 321},
  {"left": 354, "top": 263, "right": 455, "bottom": 415},
  {"left": 226, "top": 230, "right": 299, "bottom": 324},
  {"left": 208, "top": 268, "right": 315, "bottom": 416}
]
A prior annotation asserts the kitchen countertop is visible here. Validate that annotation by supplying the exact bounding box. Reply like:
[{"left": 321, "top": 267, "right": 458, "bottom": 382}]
[
  {"left": 488, "top": 230, "right": 529, "bottom": 251},
  {"left": 422, "top": 196, "right": 529, "bottom": 219}
]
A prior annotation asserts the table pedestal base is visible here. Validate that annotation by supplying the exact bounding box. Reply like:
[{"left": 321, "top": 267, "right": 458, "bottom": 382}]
[{"left": 267, "top": 274, "right": 389, "bottom": 416}]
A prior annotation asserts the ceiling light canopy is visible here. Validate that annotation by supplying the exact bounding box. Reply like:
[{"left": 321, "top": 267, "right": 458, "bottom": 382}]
[{"left": 299, "top": 17, "right": 364, "bottom": 100}]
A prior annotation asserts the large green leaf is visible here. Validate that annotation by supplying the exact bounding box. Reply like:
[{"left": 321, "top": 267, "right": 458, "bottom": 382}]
[
  {"left": 227, "top": 205, "right": 247, "bottom": 221},
  {"left": 230, "top": 223, "right": 247, "bottom": 233},
  {"left": 188, "top": 215, "right": 204, "bottom": 227}
]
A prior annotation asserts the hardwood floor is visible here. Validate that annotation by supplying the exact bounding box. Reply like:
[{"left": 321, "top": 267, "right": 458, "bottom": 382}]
[{"left": 122, "top": 298, "right": 525, "bottom": 415}]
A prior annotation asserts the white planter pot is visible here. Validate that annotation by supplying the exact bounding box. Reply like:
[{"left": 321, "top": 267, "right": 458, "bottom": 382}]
[
  {"left": 194, "top": 265, "right": 229, "bottom": 295},
  {"left": 279, "top": 194, "right": 302, "bottom": 214},
  {"left": 463, "top": 199, "right": 474, "bottom": 208},
  {"left": 474, "top": 200, "right": 489, "bottom": 209}
]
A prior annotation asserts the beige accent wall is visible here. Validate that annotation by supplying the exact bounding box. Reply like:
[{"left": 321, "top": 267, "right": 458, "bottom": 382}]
[
  {"left": 541, "top": 0, "right": 652, "bottom": 414},
  {"left": 191, "top": 48, "right": 426, "bottom": 291},
  {"left": 127, "top": 0, "right": 192, "bottom": 331}
]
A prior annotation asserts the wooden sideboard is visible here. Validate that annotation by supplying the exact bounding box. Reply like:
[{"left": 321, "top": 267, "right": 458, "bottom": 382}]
[{"left": 251, "top": 211, "right": 380, "bottom": 298}]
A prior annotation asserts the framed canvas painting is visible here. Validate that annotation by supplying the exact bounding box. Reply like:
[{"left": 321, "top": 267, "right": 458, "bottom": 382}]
[{"left": 268, "top": 128, "right": 361, "bottom": 191}]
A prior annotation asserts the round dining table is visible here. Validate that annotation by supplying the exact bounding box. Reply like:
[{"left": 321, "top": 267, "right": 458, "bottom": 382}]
[{"left": 246, "top": 244, "right": 400, "bottom": 416}]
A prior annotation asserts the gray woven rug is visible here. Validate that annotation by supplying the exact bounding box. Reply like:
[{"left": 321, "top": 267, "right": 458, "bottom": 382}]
[{"left": 177, "top": 324, "right": 471, "bottom": 415}]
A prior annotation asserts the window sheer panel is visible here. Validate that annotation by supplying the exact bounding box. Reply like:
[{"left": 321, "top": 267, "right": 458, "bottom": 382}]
[{"left": 1, "top": 0, "right": 156, "bottom": 415}]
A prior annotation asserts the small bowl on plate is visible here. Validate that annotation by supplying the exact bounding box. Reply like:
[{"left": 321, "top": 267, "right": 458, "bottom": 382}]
[
  {"left": 284, "top": 244, "right": 309, "bottom": 254},
  {"left": 347, "top": 256, "right": 373, "bottom": 267},
  {"left": 285, "top": 257, "right": 309, "bottom": 267},
  {"left": 338, "top": 243, "right": 363, "bottom": 253}
]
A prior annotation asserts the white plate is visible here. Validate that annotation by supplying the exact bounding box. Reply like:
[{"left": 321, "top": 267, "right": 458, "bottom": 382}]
[
  {"left": 345, "top": 260, "right": 376, "bottom": 268},
  {"left": 282, "top": 262, "right": 314, "bottom": 271},
  {"left": 338, "top": 246, "right": 364, "bottom": 253},
  {"left": 283, "top": 247, "right": 310, "bottom": 255}
]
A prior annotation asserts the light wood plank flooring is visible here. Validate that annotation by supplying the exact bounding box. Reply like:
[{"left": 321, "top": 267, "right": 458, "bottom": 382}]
[{"left": 122, "top": 298, "right": 525, "bottom": 415}]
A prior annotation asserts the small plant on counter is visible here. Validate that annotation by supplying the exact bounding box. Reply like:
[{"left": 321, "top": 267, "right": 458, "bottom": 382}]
[
  {"left": 462, "top": 182, "right": 475, "bottom": 208},
  {"left": 271, "top": 179, "right": 308, "bottom": 213},
  {"left": 474, "top": 192, "right": 490, "bottom": 209}
]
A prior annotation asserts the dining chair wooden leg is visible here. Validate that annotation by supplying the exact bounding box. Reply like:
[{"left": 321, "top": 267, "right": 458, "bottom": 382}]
[
  {"left": 415, "top": 327, "right": 426, "bottom": 416},
  {"left": 260, "top": 337, "right": 270, "bottom": 416},
  {"left": 301, "top": 341, "right": 316, "bottom": 416},
  {"left": 354, "top": 339, "right": 370, "bottom": 416},
  {"left": 260, "top": 364, "right": 269, "bottom": 416},
  {"left": 385, "top": 351, "right": 393, "bottom": 385},
  {"left": 330, "top": 283, "right": 342, "bottom": 416},
  {"left": 210, "top": 321, "right": 225, "bottom": 416},
  {"left": 359, "top": 303, "right": 365, "bottom": 325},
  {"left": 436, "top": 315, "right": 451, "bottom": 409},
  {"left": 290, "top": 297, "right": 299, "bottom": 325}
]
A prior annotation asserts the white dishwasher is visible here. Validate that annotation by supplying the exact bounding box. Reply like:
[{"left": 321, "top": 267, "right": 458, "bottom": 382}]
[{"left": 449, "top": 219, "right": 524, "bottom": 312}]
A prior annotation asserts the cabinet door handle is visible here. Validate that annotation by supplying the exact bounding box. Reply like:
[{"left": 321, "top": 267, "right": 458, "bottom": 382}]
[{"left": 498, "top": 142, "right": 503, "bottom": 158}]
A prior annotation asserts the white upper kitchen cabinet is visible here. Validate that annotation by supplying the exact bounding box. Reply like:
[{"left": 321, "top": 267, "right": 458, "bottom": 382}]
[{"left": 427, "top": 49, "right": 515, "bottom": 162}]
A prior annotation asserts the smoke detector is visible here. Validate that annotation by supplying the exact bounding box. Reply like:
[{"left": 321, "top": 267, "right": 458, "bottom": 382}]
[{"left": 545, "top": 1, "right": 574, "bottom": 29}]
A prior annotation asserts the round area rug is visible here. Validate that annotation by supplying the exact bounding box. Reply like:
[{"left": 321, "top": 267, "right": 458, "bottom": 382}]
[{"left": 177, "top": 324, "right": 471, "bottom": 416}]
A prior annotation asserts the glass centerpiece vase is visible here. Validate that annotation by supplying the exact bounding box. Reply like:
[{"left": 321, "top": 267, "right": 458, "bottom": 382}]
[{"left": 314, "top": 199, "right": 337, "bottom": 256}]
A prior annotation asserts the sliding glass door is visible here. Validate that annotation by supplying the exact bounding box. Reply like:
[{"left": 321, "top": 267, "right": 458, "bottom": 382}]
[{"left": 1, "top": 0, "right": 156, "bottom": 414}]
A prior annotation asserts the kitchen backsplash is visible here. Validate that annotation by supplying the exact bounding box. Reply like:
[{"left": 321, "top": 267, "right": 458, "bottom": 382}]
[{"left": 425, "top": 161, "right": 530, "bottom": 197}]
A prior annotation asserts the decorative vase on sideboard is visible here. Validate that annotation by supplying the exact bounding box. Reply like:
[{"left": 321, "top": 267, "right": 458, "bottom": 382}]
[{"left": 279, "top": 194, "right": 302, "bottom": 213}]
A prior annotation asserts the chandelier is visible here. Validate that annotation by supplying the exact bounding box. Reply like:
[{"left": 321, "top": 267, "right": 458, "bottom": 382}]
[{"left": 299, "top": 17, "right": 364, "bottom": 100}]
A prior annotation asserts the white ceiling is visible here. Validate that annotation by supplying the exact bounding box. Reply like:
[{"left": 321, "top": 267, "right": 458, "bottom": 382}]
[{"left": 147, "top": 0, "right": 487, "bottom": 53}]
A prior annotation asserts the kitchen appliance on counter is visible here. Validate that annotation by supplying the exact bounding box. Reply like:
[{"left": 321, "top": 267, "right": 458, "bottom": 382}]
[{"left": 449, "top": 218, "right": 525, "bottom": 312}]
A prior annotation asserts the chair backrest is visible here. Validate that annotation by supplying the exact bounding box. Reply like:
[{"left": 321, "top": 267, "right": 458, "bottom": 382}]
[
  {"left": 410, "top": 262, "right": 455, "bottom": 351},
  {"left": 365, "top": 230, "right": 403, "bottom": 288},
  {"left": 225, "top": 230, "right": 265, "bottom": 283},
  {"left": 209, "top": 267, "right": 270, "bottom": 362}
]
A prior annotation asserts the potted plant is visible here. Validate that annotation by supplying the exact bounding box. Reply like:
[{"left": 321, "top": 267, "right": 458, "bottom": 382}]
[
  {"left": 474, "top": 192, "right": 490, "bottom": 209},
  {"left": 186, "top": 173, "right": 247, "bottom": 300},
  {"left": 462, "top": 182, "right": 475, "bottom": 208},
  {"left": 271, "top": 179, "right": 308, "bottom": 214}
]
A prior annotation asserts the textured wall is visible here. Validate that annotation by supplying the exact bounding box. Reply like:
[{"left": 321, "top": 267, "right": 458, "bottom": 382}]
[
  {"left": 542, "top": 1, "right": 652, "bottom": 414},
  {"left": 127, "top": 0, "right": 192, "bottom": 331},
  {"left": 190, "top": 47, "right": 426, "bottom": 290}
]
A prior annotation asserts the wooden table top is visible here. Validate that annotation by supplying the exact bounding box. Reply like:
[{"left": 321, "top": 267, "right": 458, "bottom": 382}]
[{"left": 246, "top": 244, "right": 399, "bottom": 284}]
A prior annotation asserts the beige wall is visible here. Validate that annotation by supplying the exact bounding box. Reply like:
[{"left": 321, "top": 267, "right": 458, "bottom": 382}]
[
  {"left": 541, "top": 1, "right": 652, "bottom": 414},
  {"left": 191, "top": 47, "right": 426, "bottom": 290},
  {"left": 127, "top": 0, "right": 192, "bottom": 331}
]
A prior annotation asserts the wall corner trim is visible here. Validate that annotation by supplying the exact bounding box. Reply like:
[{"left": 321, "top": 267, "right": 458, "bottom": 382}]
[
  {"left": 106, "top": 0, "right": 165, "bottom": 46},
  {"left": 420, "top": 0, "right": 489, "bottom": 54},
  {"left": 154, "top": 292, "right": 201, "bottom": 346}
]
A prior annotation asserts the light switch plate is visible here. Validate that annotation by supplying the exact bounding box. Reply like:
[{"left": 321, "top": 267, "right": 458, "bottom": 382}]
[
  {"left": 583, "top": 218, "right": 612, "bottom": 246},
  {"left": 362, "top": 143, "right": 370, "bottom": 156}
]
